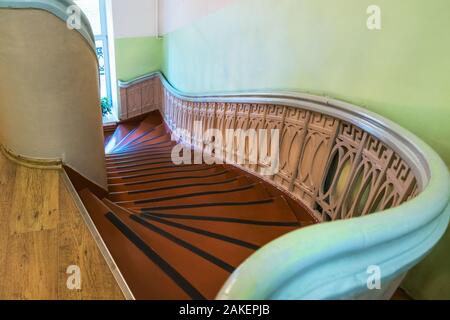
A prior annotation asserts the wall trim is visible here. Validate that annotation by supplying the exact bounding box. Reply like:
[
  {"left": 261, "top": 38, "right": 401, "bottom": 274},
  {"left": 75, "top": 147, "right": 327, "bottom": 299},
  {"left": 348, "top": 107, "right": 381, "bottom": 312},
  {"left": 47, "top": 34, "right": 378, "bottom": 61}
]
[{"left": 0, "top": 144, "right": 62, "bottom": 170}]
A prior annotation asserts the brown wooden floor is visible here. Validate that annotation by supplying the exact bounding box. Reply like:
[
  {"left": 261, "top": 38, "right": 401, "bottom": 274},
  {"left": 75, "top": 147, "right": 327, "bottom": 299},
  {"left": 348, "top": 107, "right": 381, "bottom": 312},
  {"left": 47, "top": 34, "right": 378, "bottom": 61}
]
[{"left": 0, "top": 152, "right": 123, "bottom": 300}]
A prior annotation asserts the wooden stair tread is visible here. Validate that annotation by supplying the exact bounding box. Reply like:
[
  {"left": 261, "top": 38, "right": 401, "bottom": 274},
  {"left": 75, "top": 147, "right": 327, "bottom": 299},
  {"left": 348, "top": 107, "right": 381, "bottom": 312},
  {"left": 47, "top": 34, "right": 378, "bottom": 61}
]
[
  {"left": 103, "top": 199, "right": 255, "bottom": 268},
  {"left": 112, "top": 114, "right": 164, "bottom": 151},
  {"left": 108, "top": 160, "right": 179, "bottom": 174},
  {"left": 106, "top": 155, "right": 174, "bottom": 167},
  {"left": 107, "top": 162, "right": 211, "bottom": 177},
  {"left": 107, "top": 171, "right": 238, "bottom": 192},
  {"left": 121, "top": 183, "right": 270, "bottom": 208},
  {"left": 108, "top": 209, "right": 229, "bottom": 299},
  {"left": 107, "top": 143, "right": 177, "bottom": 158},
  {"left": 78, "top": 189, "right": 191, "bottom": 300},
  {"left": 123, "top": 134, "right": 172, "bottom": 150},
  {"left": 140, "top": 213, "right": 297, "bottom": 248},
  {"left": 102, "top": 200, "right": 235, "bottom": 299},
  {"left": 133, "top": 196, "right": 299, "bottom": 223},
  {"left": 106, "top": 151, "right": 175, "bottom": 164},
  {"left": 107, "top": 166, "right": 225, "bottom": 183},
  {"left": 124, "top": 125, "right": 168, "bottom": 147},
  {"left": 108, "top": 176, "right": 251, "bottom": 201}
]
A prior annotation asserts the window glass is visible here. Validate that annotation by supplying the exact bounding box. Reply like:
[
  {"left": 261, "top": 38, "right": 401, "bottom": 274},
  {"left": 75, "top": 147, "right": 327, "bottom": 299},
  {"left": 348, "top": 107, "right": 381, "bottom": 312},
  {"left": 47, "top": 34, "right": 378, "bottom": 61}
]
[
  {"left": 74, "top": 0, "right": 102, "bottom": 36},
  {"left": 73, "top": 0, "right": 114, "bottom": 122},
  {"left": 95, "top": 39, "right": 108, "bottom": 99}
]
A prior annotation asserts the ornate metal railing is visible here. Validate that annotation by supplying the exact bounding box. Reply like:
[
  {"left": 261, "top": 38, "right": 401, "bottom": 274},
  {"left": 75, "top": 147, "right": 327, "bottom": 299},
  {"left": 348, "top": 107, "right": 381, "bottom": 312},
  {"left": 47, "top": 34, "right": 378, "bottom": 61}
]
[{"left": 119, "top": 72, "right": 450, "bottom": 299}]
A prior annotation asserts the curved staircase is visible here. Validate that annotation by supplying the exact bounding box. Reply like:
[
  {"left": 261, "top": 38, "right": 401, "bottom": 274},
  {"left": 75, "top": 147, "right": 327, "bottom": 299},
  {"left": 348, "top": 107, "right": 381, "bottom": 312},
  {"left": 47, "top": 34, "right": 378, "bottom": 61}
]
[
  {"left": 3, "top": 1, "right": 448, "bottom": 301},
  {"left": 80, "top": 112, "right": 315, "bottom": 300}
]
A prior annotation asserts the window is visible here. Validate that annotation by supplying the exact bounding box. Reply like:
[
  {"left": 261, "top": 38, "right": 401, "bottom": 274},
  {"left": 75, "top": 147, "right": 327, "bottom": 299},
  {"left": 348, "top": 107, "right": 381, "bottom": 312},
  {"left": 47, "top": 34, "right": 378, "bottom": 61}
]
[{"left": 74, "top": 0, "right": 115, "bottom": 123}]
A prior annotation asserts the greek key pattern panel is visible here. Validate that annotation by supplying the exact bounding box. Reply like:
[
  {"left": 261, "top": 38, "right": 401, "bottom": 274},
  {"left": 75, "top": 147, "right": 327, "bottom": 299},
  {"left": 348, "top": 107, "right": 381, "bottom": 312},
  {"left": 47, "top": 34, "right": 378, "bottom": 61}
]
[
  {"left": 293, "top": 113, "right": 340, "bottom": 209},
  {"left": 315, "top": 122, "right": 368, "bottom": 220},
  {"left": 233, "top": 104, "right": 251, "bottom": 163},
  {"left": 222, "top": 103, "right": 236, "bottom": 161},
  {"left": 369, "top": 154, "right": 417, "bottom": 213},
  {"left": 339, "top": 136, "right": 395, "bottom": 219},
  {"left": 205, "top": 102, "right": 217, "bottom": 134},
  {"left": 245, "top": 104, "right": 267, "bottom": 171},
  {"left": 215, "top": 103, "right": 227, "bottom": 136},
  {"left": 274, "top": 107, "right": 311, "bottom": 190},
  {"left": 259, "top": 105, "right": 287, "bottom": 174}
]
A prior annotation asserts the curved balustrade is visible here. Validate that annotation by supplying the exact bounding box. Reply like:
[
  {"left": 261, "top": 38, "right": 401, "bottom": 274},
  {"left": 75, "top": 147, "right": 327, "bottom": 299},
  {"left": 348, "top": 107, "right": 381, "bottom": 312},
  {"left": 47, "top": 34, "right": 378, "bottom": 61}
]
[{"left": 119, "top": 72, "right": 450, "bottom": 299}]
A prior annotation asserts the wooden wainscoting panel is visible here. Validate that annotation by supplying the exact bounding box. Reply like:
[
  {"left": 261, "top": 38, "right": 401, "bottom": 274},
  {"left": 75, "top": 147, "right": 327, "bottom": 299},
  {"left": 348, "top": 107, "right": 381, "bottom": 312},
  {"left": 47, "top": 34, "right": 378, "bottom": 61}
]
[
  {"left": 120, "top": 87, "right": 128, "bottom": 120},
  {"left": 141, "top": 79, "right": 155, "bottom": 114},
  {"left": 126, "top": 84, "right": 143, "bottom": 119},
  {"left": 119, "top": 78, "right": 163, "bottom": 121}
]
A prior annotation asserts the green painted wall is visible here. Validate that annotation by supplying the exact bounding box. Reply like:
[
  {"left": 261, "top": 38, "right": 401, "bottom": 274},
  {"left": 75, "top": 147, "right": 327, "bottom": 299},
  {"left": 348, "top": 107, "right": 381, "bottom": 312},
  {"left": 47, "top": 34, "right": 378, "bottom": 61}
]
[
  {"left": 404, "top": 224, "right": 450, "bottom": 300},
  {"left": 163, "top": 0, "right": 450, "bottom": 166},
  {"left": 115, "top": 36, "right": 162, "bottom": 81},
  {"left": 161, "top": 0, "right": 450, "bottom": 299}
]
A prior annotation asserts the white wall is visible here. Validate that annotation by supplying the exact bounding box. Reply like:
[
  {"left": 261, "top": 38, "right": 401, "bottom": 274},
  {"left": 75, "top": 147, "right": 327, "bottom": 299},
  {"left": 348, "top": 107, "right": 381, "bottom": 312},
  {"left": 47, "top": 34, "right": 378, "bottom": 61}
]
[
  {"left": 159, "top": 0, "right": 237, "bottom": 35},
  {"left": 110, "top": 0, "right": 158, "bottom": 38},
  {"left": 109, "top": 0, "right": 237, "bottom": 38},
  {"left": 105, "top": 0, "right": 119, "bottom": 122}
]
